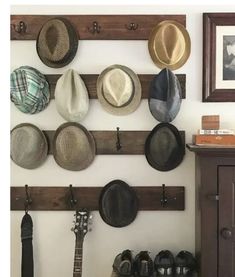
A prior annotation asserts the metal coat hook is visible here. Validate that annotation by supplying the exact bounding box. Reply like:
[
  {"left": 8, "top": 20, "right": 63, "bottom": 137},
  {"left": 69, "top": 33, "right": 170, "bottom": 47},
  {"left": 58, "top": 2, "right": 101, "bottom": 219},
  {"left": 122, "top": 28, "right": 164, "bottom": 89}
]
[
  {"left": 116, "top": 127, "right": 122, "bottom": 151},
  {"left": 125, "top": 23, "right": 139, "bottom": 31},
  {"left": 69, "top": 184, "right": 78, "bottom": 208},
  {"left": 160, "top": 184, "right": 168, "bottom": 207},
  {"left": 24, "top": 184, "right": 32, "bottom": 213},
  {"left": 88, "top": 21, "right": 101, "bottom": 34},
  {"left": 11, "top": 21, "right": 27, "bottom": 34}
]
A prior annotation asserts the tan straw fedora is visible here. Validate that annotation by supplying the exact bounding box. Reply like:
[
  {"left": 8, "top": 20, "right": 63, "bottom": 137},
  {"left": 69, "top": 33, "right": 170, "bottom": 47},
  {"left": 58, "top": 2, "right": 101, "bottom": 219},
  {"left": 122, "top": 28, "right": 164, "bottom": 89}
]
[
  {"left": 148, "top": 20, "right": 191, "bottom": 70},
  {"left": 36, "top": 17, "right": 78, "bottom": 68},
  {"left": 97, "top": 65, "right": 142, "bottom": 115},
  {"left": 53, "top": 122, "right": 96, "bottom": 171},
  {"left": 11, "top": 123, "right": 48, "bottom": 169}
]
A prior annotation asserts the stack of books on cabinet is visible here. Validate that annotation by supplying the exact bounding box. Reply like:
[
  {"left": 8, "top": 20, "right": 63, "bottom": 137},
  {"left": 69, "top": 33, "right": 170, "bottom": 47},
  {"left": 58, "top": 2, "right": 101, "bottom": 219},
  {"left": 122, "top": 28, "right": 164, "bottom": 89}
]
[{"left": 193, "top": 115, "right": 235, "bottom": 147}]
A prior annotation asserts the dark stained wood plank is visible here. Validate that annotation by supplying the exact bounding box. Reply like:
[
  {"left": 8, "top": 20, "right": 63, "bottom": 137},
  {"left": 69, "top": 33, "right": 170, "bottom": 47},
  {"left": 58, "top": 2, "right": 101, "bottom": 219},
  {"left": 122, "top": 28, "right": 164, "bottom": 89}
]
[
  {"left": 46, "top": 74, "right": 186, "bottom": 99},
  {"left": 11, "top": 186, "right": 185, "bottom": 211},
  {"left": 44, "top": 130, "right": 185, "bottom": 155},
  {"left": 11, "top": 15, "right": 186, "bottom": 40}
]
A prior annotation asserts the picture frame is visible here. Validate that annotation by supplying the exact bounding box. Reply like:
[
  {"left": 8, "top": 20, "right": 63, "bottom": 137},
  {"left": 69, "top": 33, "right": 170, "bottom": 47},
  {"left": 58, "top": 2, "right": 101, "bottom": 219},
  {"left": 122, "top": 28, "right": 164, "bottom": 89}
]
[{"left": 203, "top": 13, "right": 235, "bottom": 102}]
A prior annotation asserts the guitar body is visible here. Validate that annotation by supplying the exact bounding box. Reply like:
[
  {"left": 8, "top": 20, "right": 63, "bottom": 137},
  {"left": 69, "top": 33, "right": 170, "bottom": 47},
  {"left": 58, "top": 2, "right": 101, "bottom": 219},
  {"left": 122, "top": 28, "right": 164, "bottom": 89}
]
[{"left": 71, "top": 210, "right": 91, "bottom": 277}]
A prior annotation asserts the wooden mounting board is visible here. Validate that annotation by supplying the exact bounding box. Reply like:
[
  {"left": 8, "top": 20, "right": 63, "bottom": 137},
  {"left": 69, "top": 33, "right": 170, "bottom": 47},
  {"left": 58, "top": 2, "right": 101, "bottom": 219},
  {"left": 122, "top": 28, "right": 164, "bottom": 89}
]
[
  {"left": 11, "top": 186, "right": 185, "bottom": 211},
  {"left": 47, "top": 74, "right": 186, "bottom": 99},
  {"left": 44, "top": 130, "right": 185, "bottom": 155},
  {"left": 11, "top": 15, "right": 186, "bottom": 40}
]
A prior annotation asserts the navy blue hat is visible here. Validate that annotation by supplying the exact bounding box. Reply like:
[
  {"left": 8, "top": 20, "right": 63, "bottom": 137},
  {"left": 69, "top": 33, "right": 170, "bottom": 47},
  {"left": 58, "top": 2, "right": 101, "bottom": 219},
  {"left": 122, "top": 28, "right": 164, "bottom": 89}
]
[{"left": 149, "top": 68, "right": 182, "bottom": 122}]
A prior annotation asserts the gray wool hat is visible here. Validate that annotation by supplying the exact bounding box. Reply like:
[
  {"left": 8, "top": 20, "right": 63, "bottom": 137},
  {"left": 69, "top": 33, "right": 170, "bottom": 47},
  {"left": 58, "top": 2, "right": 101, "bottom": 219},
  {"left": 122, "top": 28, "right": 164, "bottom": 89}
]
[
  {"left": 148, "top": 68, "right": 182, "bottom": 123},
  {"left": 11, "top": 123, "right": 48, "bottom": 169},
  {"left": 53, "top": 122, "right": 96, "bottom": 171}
]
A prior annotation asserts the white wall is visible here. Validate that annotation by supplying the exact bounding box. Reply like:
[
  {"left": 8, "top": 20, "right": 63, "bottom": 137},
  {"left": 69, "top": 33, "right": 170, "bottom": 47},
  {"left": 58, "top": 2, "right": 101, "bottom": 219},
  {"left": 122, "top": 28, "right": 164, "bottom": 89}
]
[{"left": 11, "top": 5, "right": 235, "bottom": 277}]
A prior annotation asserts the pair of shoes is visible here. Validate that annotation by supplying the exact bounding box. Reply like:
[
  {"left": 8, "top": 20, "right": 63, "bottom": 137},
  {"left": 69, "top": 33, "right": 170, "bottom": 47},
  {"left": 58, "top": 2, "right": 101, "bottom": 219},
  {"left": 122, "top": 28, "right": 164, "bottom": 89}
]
[
  {"left": 155, "top": 250, "right": 196, "bottom": 276},
  {"left": 112, "top": 250, "right": 154, "bottom": 277}
]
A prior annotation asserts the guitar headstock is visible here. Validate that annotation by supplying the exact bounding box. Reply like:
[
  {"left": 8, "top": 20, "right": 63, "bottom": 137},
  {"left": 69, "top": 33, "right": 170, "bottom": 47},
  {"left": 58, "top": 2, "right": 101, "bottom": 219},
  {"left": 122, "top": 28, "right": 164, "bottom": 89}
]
[{"left": 71, "top": 209, "right": 92, "bottom": 239}]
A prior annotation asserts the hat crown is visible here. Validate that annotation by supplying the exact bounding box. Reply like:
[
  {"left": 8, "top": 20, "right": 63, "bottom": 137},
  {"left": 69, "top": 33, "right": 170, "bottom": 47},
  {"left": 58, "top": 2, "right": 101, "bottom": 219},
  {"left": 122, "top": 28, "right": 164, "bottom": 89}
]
[
  {"left": 155, "top": 23, "right": 185, "bottom": 65},
  {"left": 53, "top": 124, "right": 95, "bottom": 171},
  {"left": 55, "top": 69, "right": 89, "bottom": 122},
  {"left": 46, "top": 25, "right": 59, "bottom": 55},
  {"left": 103, "top": 68, "right": 133, "bottom": 107},
  {"left": 11, "top": 124, "right": 48, "bottom": 169}
]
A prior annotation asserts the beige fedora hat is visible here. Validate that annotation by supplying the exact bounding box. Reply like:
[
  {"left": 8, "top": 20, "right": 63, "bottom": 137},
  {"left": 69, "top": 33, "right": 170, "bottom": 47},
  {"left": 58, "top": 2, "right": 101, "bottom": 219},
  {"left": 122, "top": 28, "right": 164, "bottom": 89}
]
[
  {"left": 97, "top": 65, "right": 142, "bottom": 115},
  {"left": 148, "top": 20, "right": 191, "bottom": 70},
  {"left": 53, "top": 122, "right": 96, "bottom": 171},
  {"left": 55, "top": 69, "right": 89, "bottom": 122},
  {"left": 11, "top": 123, "right": 48, "bottom": 169}
]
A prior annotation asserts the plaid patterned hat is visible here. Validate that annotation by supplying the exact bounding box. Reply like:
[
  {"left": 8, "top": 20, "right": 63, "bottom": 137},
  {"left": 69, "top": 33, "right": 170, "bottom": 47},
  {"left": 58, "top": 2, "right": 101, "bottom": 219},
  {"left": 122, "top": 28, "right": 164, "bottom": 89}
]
[{"left": 10, "top": 66, "right": 50, "bottom": 114}]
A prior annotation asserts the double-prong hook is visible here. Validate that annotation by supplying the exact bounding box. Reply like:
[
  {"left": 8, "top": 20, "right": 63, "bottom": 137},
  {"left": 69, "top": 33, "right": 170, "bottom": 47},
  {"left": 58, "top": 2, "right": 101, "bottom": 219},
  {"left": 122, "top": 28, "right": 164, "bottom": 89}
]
[
  {"left": 87, "top": 21, "right": 101, "bottom": 34},
  {"left": 160, "top": 184, "right": 168, "bottom": 207},
  {"left": 69, "top": 184, "right": 78, "bottom": 208},
  {"left": 116, "top": 127, "right": 122, "bottom": 151},
  {"left": 24, "top": 184, "right": 32, "bottom": 213}
]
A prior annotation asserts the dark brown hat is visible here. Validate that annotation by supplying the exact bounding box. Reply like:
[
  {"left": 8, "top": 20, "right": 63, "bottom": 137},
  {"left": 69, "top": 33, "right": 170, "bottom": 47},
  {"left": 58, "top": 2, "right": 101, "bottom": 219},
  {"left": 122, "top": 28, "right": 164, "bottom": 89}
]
[
  {"left": 53, "top": 122, "right": 96, "bottom": 171},
  {"left": 99, "top": 180, "right": 138, "bottom": 228},
  {"left": 145, "top": 123, "right": 185, "bottom": 171},
  {"left": 36, "top": 17, "right": 78, "bottom": 68}
]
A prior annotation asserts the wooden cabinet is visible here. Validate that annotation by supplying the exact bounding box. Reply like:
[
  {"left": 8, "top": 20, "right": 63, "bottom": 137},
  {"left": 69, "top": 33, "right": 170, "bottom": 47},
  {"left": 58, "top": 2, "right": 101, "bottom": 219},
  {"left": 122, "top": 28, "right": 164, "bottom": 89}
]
[{"left": 187, "top": 145, "right": 235, "bottom": 277}]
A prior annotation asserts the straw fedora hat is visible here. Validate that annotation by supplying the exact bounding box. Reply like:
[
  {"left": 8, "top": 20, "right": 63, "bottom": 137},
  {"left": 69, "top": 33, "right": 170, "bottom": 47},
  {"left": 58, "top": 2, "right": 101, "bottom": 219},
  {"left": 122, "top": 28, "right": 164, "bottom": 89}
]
[
  {"left": 149, "top": 68, "right": 182, "bottom": 122},
  {"left": 148, "top": 20, "right": 191, "bottom": 70},
  {"left": 11, "top": 123, "right": 48, "bottom": 169},
  {"left": 36, "top": 17, "right": 78, "bottom": 68},
  {"left": 10, "top": 66, "right": 50, "bottom": 114},
  {"left": 145, "top": 123, "right": 185, "bottom": 171},
  {"left": 53, "top": 122, "right": 96, "bottom": 171},
  {"left": 97, "top": 65, "right": 142, "bottom": 115},
  {"left": 55, "top": 69, "right": 89, "bottom": 122}
]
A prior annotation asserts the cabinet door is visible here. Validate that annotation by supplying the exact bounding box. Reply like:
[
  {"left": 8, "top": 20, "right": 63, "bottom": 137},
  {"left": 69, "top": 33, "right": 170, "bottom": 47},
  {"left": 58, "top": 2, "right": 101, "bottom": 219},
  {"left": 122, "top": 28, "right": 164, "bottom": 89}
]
[{"left": 218, "top": 166, "right": 235, "bottom": 277}]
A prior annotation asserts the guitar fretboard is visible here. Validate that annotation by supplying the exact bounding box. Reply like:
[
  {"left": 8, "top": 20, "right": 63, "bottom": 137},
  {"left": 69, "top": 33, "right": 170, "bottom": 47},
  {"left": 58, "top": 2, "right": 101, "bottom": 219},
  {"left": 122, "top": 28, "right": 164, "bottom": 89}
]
[{"left": 73, "top": 237, "right": 84, "bottom": 277}]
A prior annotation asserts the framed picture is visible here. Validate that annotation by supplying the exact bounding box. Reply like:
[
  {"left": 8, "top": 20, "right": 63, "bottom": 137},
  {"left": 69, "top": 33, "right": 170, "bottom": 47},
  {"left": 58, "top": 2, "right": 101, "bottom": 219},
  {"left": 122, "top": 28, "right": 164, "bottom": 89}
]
[{"left": 203, "top": 13, "right": 235, "bottom": 102}]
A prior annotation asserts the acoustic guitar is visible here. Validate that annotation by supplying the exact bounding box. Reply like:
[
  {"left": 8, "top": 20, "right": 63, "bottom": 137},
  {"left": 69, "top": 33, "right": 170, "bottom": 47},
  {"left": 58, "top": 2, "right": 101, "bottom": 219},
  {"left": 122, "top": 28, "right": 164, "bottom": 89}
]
[{"left": 71, "top": 210, "right": 91, "bottom": 277}]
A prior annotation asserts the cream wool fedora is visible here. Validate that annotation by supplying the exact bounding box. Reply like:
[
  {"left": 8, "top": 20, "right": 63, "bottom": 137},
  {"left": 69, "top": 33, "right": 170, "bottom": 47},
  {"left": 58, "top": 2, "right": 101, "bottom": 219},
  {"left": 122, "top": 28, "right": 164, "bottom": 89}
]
[
  {"left": 55, "top": 69, "right": 89, "bottom": 122},
  {"left": 97, "top": 65, "right": 142, "bottom": 115},
  {"left": 148, "top": 20, "right": 191, "bottom": 70}
]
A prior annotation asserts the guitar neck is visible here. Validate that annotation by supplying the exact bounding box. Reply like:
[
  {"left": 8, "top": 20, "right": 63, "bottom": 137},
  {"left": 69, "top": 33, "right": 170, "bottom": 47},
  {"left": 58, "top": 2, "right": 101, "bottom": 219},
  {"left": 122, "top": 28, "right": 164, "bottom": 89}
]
[{"left": 73, "top": 236, "right": 84, "bottom": 277}]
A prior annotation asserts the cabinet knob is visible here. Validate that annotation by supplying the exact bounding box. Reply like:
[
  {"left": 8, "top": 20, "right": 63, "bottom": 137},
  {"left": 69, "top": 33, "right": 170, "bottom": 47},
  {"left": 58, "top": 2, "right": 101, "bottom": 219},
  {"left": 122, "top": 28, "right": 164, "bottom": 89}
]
[{"left": 221, "top": 228, "right": 232, "bottom": 240}]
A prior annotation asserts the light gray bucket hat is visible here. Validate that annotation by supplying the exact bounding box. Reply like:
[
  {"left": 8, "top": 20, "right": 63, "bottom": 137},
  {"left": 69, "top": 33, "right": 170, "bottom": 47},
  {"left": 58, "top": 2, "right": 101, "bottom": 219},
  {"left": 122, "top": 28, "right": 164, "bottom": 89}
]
[
  {"left": 148, "top": 68, "right": 182, "bottom": 122},
  {"left": 11, "top": 123, "right": 48, "bottom": 169},
  {"left": 97, "top": 65, "right": 142, "bottom": 115},
  {"left": 53, "top": 122, "right": 96, "bottom": 171},
  {"left": 55, "top": 69, "right": 89, "bottom": 122}
]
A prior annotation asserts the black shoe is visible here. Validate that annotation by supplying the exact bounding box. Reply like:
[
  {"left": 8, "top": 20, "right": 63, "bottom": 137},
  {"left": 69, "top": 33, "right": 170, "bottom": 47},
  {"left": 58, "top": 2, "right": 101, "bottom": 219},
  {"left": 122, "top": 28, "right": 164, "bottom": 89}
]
[
  {"left": 175, "top": 251, "right": 196, "bottom": 276},
  {"left": 112, "top": 249, "right": 134, "bottom": 276},
  {"left": 134, "top": 251, "right": 154, "bottom": 277},
  {"left": 154, "top": 250, "right": 174, "bottom": 276}
]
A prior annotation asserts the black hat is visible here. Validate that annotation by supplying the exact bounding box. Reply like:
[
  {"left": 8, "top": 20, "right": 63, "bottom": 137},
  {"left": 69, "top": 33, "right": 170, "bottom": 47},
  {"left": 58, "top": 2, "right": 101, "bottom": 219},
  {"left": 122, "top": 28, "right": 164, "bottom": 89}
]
[
  {"left": 145, "top": 123, "right": 185, "bottom": 171},
  {"left": 99, "top": 180, "right": 138, "bottom": 227},
  {"left": 148, "top": 68, "right": 182, "bottom": 123},
  {"left": 36, "top": 17, "right": 78, "bottom": 68}
]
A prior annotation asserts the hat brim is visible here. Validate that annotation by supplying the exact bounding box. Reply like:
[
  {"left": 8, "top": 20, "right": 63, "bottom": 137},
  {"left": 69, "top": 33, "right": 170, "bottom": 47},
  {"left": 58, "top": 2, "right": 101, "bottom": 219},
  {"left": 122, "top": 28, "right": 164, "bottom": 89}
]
[
  {"left": 53, "top": 122, "right": 96, "bottom": 171},
  {"left": 11, "top": 123, "right": 48, "bottom": 169},
  {"left": 99, "top": 180, "right": 138, "bottom": 227},
  {"left": 145, "top": 123, "right": 185, "bottom": 171},
  {"left": 148, "top": 20, "right": 191, "bottom": 70},
  {"left": 36, "top": 17, "right": 78, "bottom": 68},
  {"left": 97, "top": 65, "right": 142, "bottom": 115}
]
